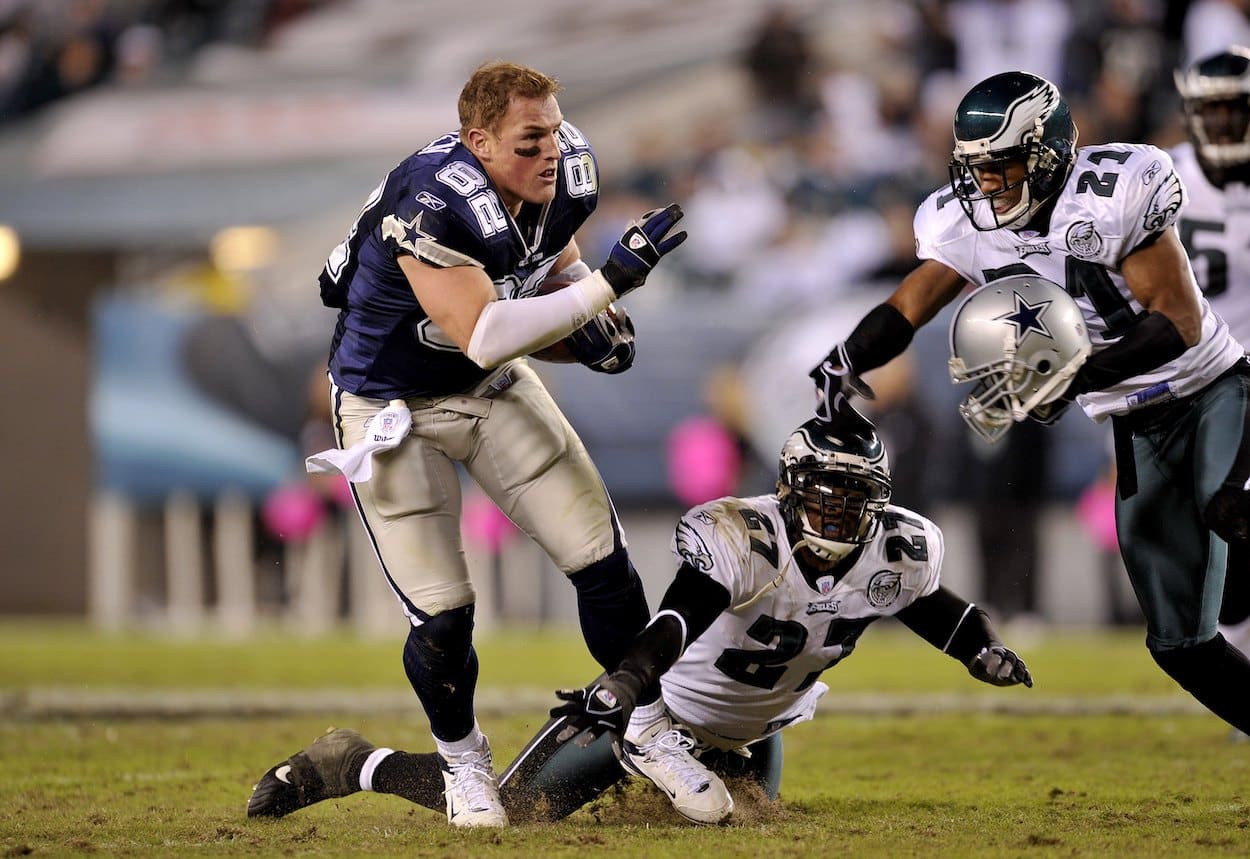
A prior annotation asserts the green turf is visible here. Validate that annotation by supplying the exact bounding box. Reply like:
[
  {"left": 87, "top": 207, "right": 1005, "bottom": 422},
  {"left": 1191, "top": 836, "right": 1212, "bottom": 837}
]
[
  {"left": 2, "top": 621, "right": 1246, "bottom": 858},
  {"left": 0, "top": 620, "right": 1177, "bottom": 695}
]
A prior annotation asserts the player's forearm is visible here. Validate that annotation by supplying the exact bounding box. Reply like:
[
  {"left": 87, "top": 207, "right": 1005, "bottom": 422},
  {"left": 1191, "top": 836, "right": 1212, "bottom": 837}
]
[
  {"left": 1068, "top": 311, "right": 1187, "bottom": 396},
  {"left": 613, "top": 564, "right": 730, "bottom": 689},
  {"left": 896, "top": 586, "right": 1000, "bottom": 663},
  {"left": 464, "top": 262, "right": 614, "bottom": 367}
]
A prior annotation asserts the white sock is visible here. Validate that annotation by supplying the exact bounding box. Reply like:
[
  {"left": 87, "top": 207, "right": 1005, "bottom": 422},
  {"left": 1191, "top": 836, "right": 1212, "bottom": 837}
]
[
  {"left": 435, "top": 721, "right": 486, "bottom": 760},
  {"left": 626, "top": 698, "right": 667, "bottom": 741},
  {"left": 358, "top": 748, "right": 394, "bottom": 791}
]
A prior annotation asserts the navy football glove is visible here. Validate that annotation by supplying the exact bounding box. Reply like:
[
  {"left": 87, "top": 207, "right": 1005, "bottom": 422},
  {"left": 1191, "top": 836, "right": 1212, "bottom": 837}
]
[
  {"left": 600, "top": 204, "right": 687, "bottom": 298},
  {"left": 551, "top": 673, "right": 642, "bottom": 747},
  {"left": 967, "top": 644, "right": 1033, "bottom": 688},
  {"left": 810, "top": 342, "right": 876, "bottom": 421},
  {"left": 566, "top": 305, "right": 636, "bottom": 374}
]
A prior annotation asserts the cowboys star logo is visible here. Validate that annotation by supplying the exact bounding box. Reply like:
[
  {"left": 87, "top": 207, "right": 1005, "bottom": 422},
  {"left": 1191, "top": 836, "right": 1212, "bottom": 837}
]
[
  {"left": 994, "top": 291, "right": 1053, "bottom": 345},
  {"left": 382, "top": 211, "right": 437, "bottom": 257}
]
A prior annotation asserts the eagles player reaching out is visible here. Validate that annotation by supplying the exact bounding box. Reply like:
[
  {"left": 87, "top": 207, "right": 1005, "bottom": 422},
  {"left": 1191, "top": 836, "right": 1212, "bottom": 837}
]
[
  {"left": 1172, "top": 46, "right": 1250, "bottom": 696},
  {"left": 247, "top": 61, "right": 687, "bottom": 828},
  {"left": 244, "top": 400, "right": 1031, "bottom": 824},
  {"left": 811, "top": 71, "right": 1250, "bottom": 736}
]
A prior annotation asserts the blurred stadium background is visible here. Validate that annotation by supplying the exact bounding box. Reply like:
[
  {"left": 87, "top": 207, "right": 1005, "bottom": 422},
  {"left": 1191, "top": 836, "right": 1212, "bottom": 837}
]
[{"left": 0, "top": 0, "right": 1207, "bottom": 641}]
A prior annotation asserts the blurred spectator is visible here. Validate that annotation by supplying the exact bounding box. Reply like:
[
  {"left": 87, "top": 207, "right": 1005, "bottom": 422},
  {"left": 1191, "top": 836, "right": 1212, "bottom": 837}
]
[
  {"left": 1183, "top": 0, "right": 1250, "bottom": 65},
  {"left": 740, "top": 3, "right": 824, "bottom": 142},
  {"left": 943, "top": 0, "right": 1073, "bottom": 87},
  {"left": 1064, "top": 0, "right": 1179, "bottom": 145},
  {"left": 0, "top": 0, "right": 330, "bottom": 124},
  {"left": 953, "top": 418, "right": 1049, "bottom": 624}
]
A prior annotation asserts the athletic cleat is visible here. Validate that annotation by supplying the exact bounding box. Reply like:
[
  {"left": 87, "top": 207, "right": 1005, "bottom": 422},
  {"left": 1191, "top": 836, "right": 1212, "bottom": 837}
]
[
  {"left": 619, "top": 714, "right": 734, "bottom": 824},
  {"left": 441, "top": 737, "right": 509, "bottom": 827},
  {"left": 247, "top": 727, "right": 375, "bottom": 818}
]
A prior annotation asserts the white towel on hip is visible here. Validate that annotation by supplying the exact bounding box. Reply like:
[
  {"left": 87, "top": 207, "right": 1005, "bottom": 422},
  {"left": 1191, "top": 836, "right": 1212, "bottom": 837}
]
[{"left": 305, "top": 399, "right": 411, "bottom": 483}]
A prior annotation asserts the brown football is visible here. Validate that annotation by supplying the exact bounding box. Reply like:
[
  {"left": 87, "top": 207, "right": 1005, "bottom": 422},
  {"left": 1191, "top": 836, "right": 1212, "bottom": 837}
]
[{"left": 528, "top": 275, "right": 581, "bottom": 363}]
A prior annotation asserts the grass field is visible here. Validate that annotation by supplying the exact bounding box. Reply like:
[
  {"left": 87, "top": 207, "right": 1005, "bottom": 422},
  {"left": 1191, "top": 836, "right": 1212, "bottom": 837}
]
[{"left": 2, "top": 621, "right": 1248, "bottom": 858}]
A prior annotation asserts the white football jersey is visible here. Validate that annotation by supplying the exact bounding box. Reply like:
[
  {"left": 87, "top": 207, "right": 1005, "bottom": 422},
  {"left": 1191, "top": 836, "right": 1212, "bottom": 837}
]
[
  {"left": 916, "top": 142, "right": 1244, "bottom": 421},
  {"left": 659, "top": 495, "right": 942, "bottom": 749},
  {"left": 1171, "top": 141, "right": 1250, "bottom": 351}
]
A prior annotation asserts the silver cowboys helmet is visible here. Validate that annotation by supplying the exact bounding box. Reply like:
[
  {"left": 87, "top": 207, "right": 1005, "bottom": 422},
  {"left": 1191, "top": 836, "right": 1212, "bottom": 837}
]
[
  {"left": 949, "top": 71, "right": 1078, "bottom": 231},
  {"left": 948, "top": 274, "right": 1091, "bottom": 443},
  {"left": 778, "top": 410, "right": 891, "bottom": 563},
  {"left": 1175, "top": 46, "right": 1250, "bottom": 185}
]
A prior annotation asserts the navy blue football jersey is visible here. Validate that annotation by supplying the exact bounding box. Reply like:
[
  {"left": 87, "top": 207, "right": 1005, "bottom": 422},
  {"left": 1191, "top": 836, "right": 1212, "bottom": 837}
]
[{"left": 320, "top": 122, "right": 599, "bottom": 398}]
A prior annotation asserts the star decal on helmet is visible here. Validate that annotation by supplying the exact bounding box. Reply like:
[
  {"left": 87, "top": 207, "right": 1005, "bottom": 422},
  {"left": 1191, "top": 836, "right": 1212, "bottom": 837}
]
[{"left": 994, "top": 291, "right": 1053, "bottom": 344}]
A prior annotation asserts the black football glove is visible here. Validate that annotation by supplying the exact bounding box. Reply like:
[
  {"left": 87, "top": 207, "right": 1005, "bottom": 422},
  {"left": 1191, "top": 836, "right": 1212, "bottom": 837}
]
[
  {"left": 810, "top": 342, "right": 876, "bottom": 421},
  {"left": 551, "top": 673, "right": 643, "bottom": 747},
  {"left": 565, "top": 305, "right": 636, "bottom": 374},
  {"left": 600, "top": 204, "right": 687, "bottom": 298},
  {"left": 967, "top": 644, "right": 1033, "bottom": 688}
]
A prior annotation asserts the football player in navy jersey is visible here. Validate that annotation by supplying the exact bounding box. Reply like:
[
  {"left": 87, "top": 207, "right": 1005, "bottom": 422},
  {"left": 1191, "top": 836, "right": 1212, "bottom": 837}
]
[
  {"left": 247, "top": 61, "right": 687, "bottom": 828},
  {"left": 244, "top": 400, "right": 1031, "bottom": 825},
  {"left": 811, "top": 70, "right": 1250, "bottom": 737}
]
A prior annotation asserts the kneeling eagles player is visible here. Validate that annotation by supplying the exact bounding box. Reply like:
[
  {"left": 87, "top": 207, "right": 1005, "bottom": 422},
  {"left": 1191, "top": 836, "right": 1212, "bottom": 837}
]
[{"left": 247, "top": 397, "right": 1031, "bottom": 824}]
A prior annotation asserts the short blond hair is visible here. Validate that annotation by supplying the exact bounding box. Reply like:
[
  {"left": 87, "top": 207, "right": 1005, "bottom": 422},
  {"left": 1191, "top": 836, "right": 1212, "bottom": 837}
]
[{"left": 458, "top": 61, "right": 562, "bottom": 136}]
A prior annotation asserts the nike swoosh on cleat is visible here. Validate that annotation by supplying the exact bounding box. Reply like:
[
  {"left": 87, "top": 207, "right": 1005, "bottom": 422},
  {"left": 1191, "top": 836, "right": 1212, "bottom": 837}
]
[{"left": 275, "top": 765, "right": 293, "bottom": 784}]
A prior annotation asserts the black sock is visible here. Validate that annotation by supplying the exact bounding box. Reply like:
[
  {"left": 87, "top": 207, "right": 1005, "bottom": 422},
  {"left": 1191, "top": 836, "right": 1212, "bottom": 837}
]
[
  {"left": 371, "top": 751, "right": 446, "bottom": 813},
  {"left": 1152, "top": 634, "right": 1250, "bottom": 733},
  {"left": 568, "top": 548, "right": 650, "bottom": 672}
]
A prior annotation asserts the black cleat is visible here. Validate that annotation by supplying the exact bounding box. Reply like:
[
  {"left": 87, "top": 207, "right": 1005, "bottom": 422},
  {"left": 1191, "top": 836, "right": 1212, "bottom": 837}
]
[{"left": 247, "top": 727, "right": 375, "bottom": 818}]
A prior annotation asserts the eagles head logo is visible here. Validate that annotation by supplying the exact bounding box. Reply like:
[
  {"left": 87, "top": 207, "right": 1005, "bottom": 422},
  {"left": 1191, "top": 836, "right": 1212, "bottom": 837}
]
[{"left": 675, "top": 520, "right": 714, "bottom": 572}]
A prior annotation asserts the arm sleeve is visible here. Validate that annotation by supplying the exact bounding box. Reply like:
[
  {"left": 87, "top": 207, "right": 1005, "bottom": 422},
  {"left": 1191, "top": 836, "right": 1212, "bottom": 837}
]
[
  {"left": 894, "top": 585, "right": 1000, "bottom": 664},
  {"left": 1069, "top": 311, "right": 1188, "bottom": 396},
  {"left": 465, "top": 270, "right": 616, "bottom": 368},
  {"left": 840, "top": 302, "right": 916, "bottom": 374},
  {"left": 614, "top": 563, "right": 731, "bottom": 688}
]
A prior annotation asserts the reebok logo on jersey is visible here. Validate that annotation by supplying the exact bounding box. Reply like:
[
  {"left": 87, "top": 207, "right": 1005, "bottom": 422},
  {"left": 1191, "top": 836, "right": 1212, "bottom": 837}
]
[{"left": 416, "top": 191, "right": 446, "bottom": 210}]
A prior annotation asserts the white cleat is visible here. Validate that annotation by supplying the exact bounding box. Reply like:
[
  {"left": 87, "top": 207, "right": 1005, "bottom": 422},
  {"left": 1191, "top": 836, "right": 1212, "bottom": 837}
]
[
  {"left": 620, "top": 715, "right": 733, "bottom": 824},
  {"left": 441, "top": 738, "right": 509, "bottom": 828}
]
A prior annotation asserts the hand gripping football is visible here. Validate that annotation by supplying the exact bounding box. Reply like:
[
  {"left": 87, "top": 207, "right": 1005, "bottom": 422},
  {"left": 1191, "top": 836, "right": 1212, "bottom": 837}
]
[{"left": 528, "top": 275, "right": 630, "bottom": 365}]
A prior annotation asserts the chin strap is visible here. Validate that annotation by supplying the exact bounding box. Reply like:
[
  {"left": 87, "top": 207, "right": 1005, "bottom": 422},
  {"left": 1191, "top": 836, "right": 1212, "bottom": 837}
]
[{"left": 730, "top": 552, "right": 796, "bottom": 613}]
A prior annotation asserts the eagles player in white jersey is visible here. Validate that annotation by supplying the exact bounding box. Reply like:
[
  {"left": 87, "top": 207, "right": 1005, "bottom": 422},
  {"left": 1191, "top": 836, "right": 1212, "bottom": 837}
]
[
  {"left": 239, "top": 401, "right": 1031, "bottom": 824},
  {"left": 1172, "top": 46, "right": 1250, "bottom": 691},
  {"left": 811, "top": 71, "right": 1250, "bottom": 738}
]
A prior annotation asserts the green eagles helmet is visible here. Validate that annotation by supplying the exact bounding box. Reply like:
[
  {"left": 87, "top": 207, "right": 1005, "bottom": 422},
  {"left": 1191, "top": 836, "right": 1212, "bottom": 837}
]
[
  {"left": 948, "top": 71, "right": 1078, "bottom": 231},
  {"left": 777, "top": 412, "right": 891, "bottom": 563},
  {"left": 1175, "top": 46, "right": 1250, "bottom": 187}
]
